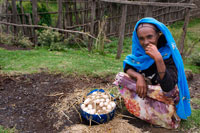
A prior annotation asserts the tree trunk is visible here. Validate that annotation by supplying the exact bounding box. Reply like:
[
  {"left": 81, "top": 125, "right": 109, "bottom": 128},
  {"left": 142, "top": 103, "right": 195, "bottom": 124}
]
[
  {"left": 57, "top": 0, "right": 63, "bottom": 28},
  {"left": 116, "top": 4, "right": 127, "bottom": 59},
  {"left": 88, "top": 0, "right": 96, "bottom": 52}
]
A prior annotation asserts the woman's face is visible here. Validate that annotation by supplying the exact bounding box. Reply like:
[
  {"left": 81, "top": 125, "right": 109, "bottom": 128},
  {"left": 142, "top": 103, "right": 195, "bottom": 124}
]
[{"left": 137, "top": 24, "right": 160, "bottom": 50}]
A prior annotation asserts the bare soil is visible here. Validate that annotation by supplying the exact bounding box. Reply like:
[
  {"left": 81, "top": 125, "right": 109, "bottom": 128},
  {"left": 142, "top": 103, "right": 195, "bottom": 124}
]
[
  {"left": 0, "top": 72, "right": 199, "bottom": 133},
  {"left": 0, "top": 44, "right": 199, "bottom": 133}
]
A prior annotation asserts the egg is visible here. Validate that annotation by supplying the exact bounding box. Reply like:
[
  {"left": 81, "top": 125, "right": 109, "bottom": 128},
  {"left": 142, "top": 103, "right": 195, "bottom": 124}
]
[
  {"left": 93, "top": 92, "right": 97, "bottom": 95},
  {"left": 110, "top": 101, "right": 116, "bottom": 108},
  {"left": 103, "top": 95, "right": 108, "bottom": 99},
  {"left": 95, "top": 99, "right": 100, "bottom": 103},
  {"left": 84, "top": 98, "right": 91, "bottom": 105},
  {"left": 90, "top": 109, "right": 95, "bottom": 114},
  {"left": 100, "top": 99, "right": 105, "bottom": 102},
  {"left": 106, "top": 109, "right": 111, "bottom": 113},
  {"left": 81, "top": 104, "right": 85, "bottom": 109},
  {"left": 99, "top": 102, "right": 104, "bottom": 107},
  {"left": 88, "top": 104, "right": 93, "bottom": 109},
  {"left": 104, "top": 102, "right": 108, "bottom": 106},
  {"left": 106, "top": 98, "right": 110, "bottom": 102},
  {"left": 107, "top": 105, "right": 112, "bottom": 110},
  {"left": 102, "top": 107, "right": 106, "bottom": 110},
  {"left": 83, "top": 107, "right": 88, "bottom": 112}
]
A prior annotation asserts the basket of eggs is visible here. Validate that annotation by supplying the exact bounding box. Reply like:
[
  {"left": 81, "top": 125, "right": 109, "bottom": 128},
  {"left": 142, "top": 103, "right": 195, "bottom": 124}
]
[{"left": 80, "top": 89, "right": 116, "bottom": 124}]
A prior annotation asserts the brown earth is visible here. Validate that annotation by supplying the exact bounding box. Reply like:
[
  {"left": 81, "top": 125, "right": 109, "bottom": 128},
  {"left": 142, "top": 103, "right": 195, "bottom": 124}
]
[
  {"left": 0, "top": 45, "right": 199, "bottom": 133},
  {"left": 0, "top": 72, "right": 199, "bottom": 133}
]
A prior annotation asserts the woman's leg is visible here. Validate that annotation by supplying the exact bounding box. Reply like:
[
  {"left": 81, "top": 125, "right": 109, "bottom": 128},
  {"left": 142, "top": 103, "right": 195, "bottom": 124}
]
[{"left": 113, "top": 72, "right": 180, "bottom": 129}]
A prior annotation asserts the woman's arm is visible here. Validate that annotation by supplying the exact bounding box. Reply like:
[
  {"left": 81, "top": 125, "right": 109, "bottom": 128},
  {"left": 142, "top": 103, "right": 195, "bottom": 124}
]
[
  {"left": 145, "top": 44, "right": 177, "bottom": 92},
  {"left": 145, "top": 44, "right": 166, "bottom": 80},
  {"left": 126, "top": 68, "right": 147, "bottom": 98}
]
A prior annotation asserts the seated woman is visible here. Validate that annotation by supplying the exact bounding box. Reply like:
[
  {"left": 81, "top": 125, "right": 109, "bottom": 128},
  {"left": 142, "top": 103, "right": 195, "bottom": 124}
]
[{"left": 113, "top": 17, "right": 191, "bottom": 129}]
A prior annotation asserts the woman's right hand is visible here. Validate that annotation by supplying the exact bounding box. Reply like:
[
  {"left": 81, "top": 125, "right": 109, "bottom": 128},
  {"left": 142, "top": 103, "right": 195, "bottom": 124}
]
[
  {"left": 126, "top": 69, "right": 148, "bottom": 98},
  {"left": 136, "top": 75, "right": 147, "bottom": 98}
]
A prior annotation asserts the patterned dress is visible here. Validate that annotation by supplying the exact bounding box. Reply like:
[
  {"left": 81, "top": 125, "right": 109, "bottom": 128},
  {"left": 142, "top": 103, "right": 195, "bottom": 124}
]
[{"left": 113, "top": 72, "right": 181, "bottom": 129}]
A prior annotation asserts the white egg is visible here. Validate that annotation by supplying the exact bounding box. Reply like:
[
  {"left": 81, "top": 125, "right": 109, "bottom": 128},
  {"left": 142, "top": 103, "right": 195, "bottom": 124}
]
[
  {"left": 106, "top": 109, "right": 111, "bottom": 113},
  {"left": 110, "top": 101, "right": 116, "bottom": 108},
  {"left": 106, "top": 98, "right": 110, "bottom": 102},
  {"left": 83, "top": 107, "right": 88, "bottom": 112},
  {"left": 107, "top": 105, "right": 112, "bottom": 110},
  {"left": 104, "top": 102, "right": 108, "bottom": 106},
  {"left": 100, "top": 99, "right": 105, "bottom": 102},
  {"left": 88, "top": 104, "right": 93, "bottom": 109},
  {"left": 103, "top": 95, "right": 108, "bottom": 99},
  {"left": 102, "top": 107, "right": 106, "bottom": 110},
  {"left": 87, "top": 110, "right": 91, "bottom": 114},
  {"left": 95, "top": 99, "right": 100, "bottom": 103},
  {"left": 81, "top": 104, "right": 85, "bottom": 109},
  {"left": 99, "top": 102, "right": 104, "bottom": 107},
  {"left": 93, "top": 92, "right": 97, "bottom": 95},
  {"left": 90, "top": 110, "right": 95, "bottom": 114},
  {"left": 84, "top": 98, "right": 91, "bottom": 104},
  {"left": 96, "top": 96, "right": 100, "bottom": 99},
  {"left": 91, "top": 95, "right": 95, "bottom": 99}
]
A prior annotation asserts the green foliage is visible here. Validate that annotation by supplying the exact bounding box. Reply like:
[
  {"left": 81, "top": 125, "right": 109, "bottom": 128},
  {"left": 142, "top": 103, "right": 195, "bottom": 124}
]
[
  {"left": 0, "top": 32, "right": 33, "bottom": 48},
  {"left": 0, "top": 32, "right": 14, "bottom": 45},
  {"left": 37, "top": 28, "right": 64, "bottom": 49},
  {"left": 16, "top": 2, "right": 51, "bottom": 26},
  {"left": 181, "top": 109, "right": 200, "bottom": 130},
  {"left": 188, "top": 50, "right": 200, "bottom": 66}
]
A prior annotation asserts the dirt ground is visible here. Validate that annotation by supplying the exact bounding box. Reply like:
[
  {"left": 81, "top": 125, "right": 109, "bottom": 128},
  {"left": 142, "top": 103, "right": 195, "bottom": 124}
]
[
  {"left": 0, "top": 72, "right": 199, "bottom": 133},
  {"left": 0, "top": 45, "right": 200, "bottom": 133}
]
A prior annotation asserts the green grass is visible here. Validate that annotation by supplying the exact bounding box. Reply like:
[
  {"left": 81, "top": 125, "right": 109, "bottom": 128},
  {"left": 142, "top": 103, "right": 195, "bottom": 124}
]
[
  {"left": 181, "top": 98, "right": 200, "bottom": 131},
  {"left": 0, "top": 126, "right": 16, "bottom": 133},
  {"left": 0, "top": 48, "right": 125, "bottom": 76}
]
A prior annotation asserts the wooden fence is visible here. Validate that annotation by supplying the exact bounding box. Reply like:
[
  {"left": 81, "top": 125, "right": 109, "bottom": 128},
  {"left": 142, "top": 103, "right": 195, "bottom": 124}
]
[{"left": 0, "top": 0, "right": 198, "bottom": 58}]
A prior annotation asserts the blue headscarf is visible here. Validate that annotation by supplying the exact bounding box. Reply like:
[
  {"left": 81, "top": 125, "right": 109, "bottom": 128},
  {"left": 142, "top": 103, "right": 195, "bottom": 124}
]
[{"left": 123, "top": 17, "right": 191, "bottom": 119}]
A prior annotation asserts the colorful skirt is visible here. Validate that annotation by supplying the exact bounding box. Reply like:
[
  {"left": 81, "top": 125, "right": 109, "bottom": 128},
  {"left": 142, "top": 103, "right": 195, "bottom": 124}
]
[{"left": 113, "top": 72, "right": 181, "bottom": 129}]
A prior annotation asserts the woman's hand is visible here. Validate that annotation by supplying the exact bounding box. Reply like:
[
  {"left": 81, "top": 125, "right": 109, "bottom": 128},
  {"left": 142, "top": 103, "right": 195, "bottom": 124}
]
[
  {"left": 136, "top": 75, "right": 147, "bottom": 98},
  {"left": 145, "top": 44, "right": 160, "bottom": 60}
]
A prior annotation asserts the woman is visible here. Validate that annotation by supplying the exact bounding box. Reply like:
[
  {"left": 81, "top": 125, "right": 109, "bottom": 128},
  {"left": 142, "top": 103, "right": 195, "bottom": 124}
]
[{"left": 114, "top": 17, "right": 191, "bottom": 129}]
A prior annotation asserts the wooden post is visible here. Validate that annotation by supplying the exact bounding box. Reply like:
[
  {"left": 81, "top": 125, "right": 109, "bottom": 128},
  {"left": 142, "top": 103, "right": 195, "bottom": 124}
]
[
  {"left": 145, "top": 5, "right": 153, "bottom": 17},
  {"left": 179, "top": 6, "right": 191, "bottom": 55},
  {"left": 116, "top": 4, "right": 127, "bottom": 59},
  {"left": 88, "top": 0, "right": 96, "bottom": 52},
  {"left": 57, "top": 0, "right": 63, "bottom": 28},
  {"left": 11, "top": 0, "right": 18, "bottom": 34},
  {"left": 28, "top": 13, "right": 34, "bottom": 42},
  {"left": 31, "top": 0, "right": 38, "bottom": 25},
  {"left": 20, "top": 0, "right": 26, "bottom": 35},
  {"left": 31, "top": 0, "right": 38, "bottom": 45}
]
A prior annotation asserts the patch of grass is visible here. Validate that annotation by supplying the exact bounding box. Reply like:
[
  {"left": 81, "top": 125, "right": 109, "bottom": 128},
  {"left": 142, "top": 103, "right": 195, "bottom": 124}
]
[
  {"left": 0, "top": 48, "right": 125, "bottom": 76},
  {"left": 0, "top": 125, "right": 16, "bottom": 133},
  {"left": 181, "top": 98, "right": 200, "bottom": 130},
  {"left": 184, "top": 64, "right": 200, "bottom": 74},
  {"left": 181, "top": 109, "right": 200, "bottom": 130}
]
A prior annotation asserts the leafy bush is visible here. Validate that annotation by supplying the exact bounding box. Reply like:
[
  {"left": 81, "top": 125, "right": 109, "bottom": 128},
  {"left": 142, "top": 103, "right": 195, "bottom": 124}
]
[
  {"left": 0, "top": 32, "right": 13, "bottom": 45},
  {"left": 37, "top": 28, "right": 65, "bottom": 50},
  {"left": 14, "top": 32, "right": 33, "bottom": 48},
  {"left": 188, "top": 50, "right": 200, "bottom": 66},
  {"left": 0, "top": 32, "right": 33, "bottom": 48}
]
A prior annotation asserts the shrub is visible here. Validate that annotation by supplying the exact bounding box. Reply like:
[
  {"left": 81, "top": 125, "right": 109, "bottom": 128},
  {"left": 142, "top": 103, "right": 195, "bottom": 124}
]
[
  {"left": 0, "top": 32, "right": 33, "bottom": 48},
  {"left": 37, "top": 28, "right": 65, "bottom": 50},
  {"left": 14, "top": 32, "right": 33, "bottom": 48},
  {"left": 188, "top": 50, "right": 200, "bottom": 66}
]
